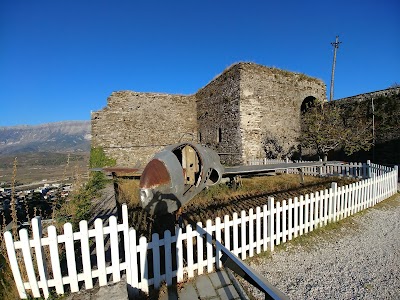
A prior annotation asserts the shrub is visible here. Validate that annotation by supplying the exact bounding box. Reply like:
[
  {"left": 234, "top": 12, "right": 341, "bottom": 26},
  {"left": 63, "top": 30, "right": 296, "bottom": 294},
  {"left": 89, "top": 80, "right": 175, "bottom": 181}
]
[{"left": 87, "top": 147, "right": 116, "bottom": 191}]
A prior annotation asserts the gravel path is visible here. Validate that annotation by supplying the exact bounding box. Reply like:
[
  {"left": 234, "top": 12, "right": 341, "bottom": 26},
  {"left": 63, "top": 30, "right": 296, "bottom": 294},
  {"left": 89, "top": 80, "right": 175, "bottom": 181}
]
[{"left": 240, "top": 194, "right": 400, "bottom": 300}]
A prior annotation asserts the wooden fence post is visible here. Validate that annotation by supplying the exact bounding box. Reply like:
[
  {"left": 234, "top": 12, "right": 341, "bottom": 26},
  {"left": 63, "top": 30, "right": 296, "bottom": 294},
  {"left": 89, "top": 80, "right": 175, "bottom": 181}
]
[
  {"left": 268, "top": 197, "right": 275, "bottom": 251},
  {"left": 285, "top": 157, "right": 289, "bottom": 174},
  {"left": 215, "top": 217, "right": 222, "bottom": 270},
  {"left": 241, "top": 210, "right": 247, "bottom": 260},
  {"left": 299, "top": 195, "right": 304, "bottom": 235},
  {"left": 48, "top": 225, "right": 64, "bottom": 295},
  {"left": 122, "top": 205, "right": 134, "bottom": 297},
  {"left": 94, "top": 219, "right": 107, "bottom": 286},
  {"left": 233, "top": 213, "right": 239, "bottom": 256},
  {"left": 366, "top": 160, "right": 371, "bottom": 178},
  {"left": 64, "top": 222, "right": 79, "bottom": 293},
  {"left": 196, "top": 222, "right": 204, "bottom": 276},
  {"left": 288, "top": 199, "right": 293, "bottom": 241},
  {"left": 152, "top": 233, "right": 161, "bottom": 288},
  {"left": 330, "top": 182, "right": 337, "bottom": 223},
  {"left": 138, "top": 236, "right": 149, "bottom": 293},
  {"left": 262, "top": 205, "right": 268, "bottom": 251},
  {"left": 224, "top": 215, "right": 230, "bottom": 251},
  {"left": 206, "top": 220, "right": 213, "bottom": 273},
  {"left": 304, "top": 195, "right": 309, "bottom": 234},
  {"left": 256, "top": 207, "right": 261, "bottom": 254},
  {"left": 318, "top": 159, "right": 323, "bottom": 177},
  {"left": 164, "top": 230, "right": 173, "bottom": 284},
  {"left": 4, "top": 231, "right": 27, "bottom": 299},
  {"left": 282, "top": 200, "right": 287, "bottom": 243},
  {"left": 176, "top": 227, "right": 184, "bottom": 282},
  {"left": 275, "top": 202, "right": 281, "bottom": 245},
  {"left": 294, "top": 197, "right": 299, "bottom": 238},
  {"left": 186, "top": 224, "right": 194, "bottom": 277},
  {"left": 79, "top": 220, "right": 93, "bottom": 290},
  {"left": 20, "top": 229, "right": 41, "bottom": 297},
  {"left": 248, "top": 209, "right": 254, "bottom": 258},
  {"left": 32, "top": 216, "right": 49, "bottom": 298}
]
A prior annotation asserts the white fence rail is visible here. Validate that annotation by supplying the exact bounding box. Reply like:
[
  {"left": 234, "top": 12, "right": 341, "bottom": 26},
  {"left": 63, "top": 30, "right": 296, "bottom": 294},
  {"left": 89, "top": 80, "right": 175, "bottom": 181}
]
[{"left": 4, "top": 163, "right": 399, "bottom": 299}]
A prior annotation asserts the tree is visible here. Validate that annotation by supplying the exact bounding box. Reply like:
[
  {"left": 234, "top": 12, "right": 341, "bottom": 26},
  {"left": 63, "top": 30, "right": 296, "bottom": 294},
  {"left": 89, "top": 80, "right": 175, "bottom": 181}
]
[
  {"left": 262, "top": 132, "right": 297, "bottom": 159},
  {"left": 300, "top": 100, "right": 372, "bottom": 160}
]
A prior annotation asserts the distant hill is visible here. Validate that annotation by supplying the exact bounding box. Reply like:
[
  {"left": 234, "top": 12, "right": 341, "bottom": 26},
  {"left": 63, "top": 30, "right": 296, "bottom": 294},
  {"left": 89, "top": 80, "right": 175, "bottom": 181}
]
[{"left": 0, "top": 121, "right": 91, "bottom": 155}]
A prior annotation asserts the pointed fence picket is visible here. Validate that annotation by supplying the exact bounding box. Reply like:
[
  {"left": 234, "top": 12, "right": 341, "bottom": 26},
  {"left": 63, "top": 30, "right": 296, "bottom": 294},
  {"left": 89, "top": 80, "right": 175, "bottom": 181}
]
[{"left": 4, "top": 163, "right": 398, "bottom": 299}]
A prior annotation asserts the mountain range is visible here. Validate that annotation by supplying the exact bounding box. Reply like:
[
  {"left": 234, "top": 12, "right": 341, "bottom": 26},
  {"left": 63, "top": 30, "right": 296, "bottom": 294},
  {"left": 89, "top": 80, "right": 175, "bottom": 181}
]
[{"left": 0, "top": 121, "right": 91, "bottom": 155}]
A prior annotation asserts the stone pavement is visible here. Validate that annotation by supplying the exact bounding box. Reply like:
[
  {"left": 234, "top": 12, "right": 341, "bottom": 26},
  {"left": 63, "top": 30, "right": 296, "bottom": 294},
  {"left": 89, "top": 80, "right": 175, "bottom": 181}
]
[
  {"left": 160, "top": 269, "right": 250, "bottom": 300},
  {"left": 66, "top": 279, "right": 128, "bottom": 300}
]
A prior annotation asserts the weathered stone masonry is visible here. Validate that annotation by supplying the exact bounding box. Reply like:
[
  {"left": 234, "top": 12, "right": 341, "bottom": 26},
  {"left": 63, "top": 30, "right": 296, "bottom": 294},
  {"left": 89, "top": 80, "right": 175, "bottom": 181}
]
[
  {"left": 91, "top": 92, "right": 197, "bottom": 166},
  {"left": 239, "top": 64, "right": 325, "bottom": 161},
  {"left": 196, "top": 65, "right": 242, "bottom": 165},
  {"left": 92, "top": 62, "right": 326, "bottom": 166},
  {"left": 332, "top": 87, "right": 400, "bottom": 164}
]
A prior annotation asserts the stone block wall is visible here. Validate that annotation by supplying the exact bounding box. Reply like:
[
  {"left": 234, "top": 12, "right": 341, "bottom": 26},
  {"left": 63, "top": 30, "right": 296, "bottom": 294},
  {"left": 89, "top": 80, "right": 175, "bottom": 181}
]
[
  {"left": 334, "top": 87, "right": 400, "bottom": 144},
  {"left": 91, "top": 91, "right": 197, "bottom": 166},
  {"left": 331, "top": 87, "right": 400, "bottom": 164},
  {"left": 239, "top": 63, "right": 326, "bottom": 162},
  {"left": 91, "top": 62, "right": 327, "bottom": 166},
  {"left": 335, "top": 87, "right": 400, "bottom": 104},
  {"left": 196, "top": 64, "right": 242, "bottom": 165}
]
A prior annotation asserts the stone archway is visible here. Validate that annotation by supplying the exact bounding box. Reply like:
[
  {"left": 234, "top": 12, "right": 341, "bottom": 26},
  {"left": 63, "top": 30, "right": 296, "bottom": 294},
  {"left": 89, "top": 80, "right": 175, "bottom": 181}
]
[{"left": 301, "top": 96, "right": 316, "bottom": 114}]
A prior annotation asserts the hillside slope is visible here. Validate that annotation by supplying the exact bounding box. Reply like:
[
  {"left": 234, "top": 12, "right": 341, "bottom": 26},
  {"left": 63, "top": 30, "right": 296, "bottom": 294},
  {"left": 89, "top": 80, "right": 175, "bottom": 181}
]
[{"left": 0, "top": 121, "right": 91, "bottom": 155}]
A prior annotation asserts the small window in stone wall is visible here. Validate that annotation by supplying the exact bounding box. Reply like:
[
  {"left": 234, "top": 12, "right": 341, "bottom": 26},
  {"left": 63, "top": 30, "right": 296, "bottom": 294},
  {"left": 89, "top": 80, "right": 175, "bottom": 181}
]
[
  {"left": 198, "top": 132, "right": 202, "bottom": 143},
  {"left": 217, "top": 128, "right": 222, "bottom": 143}
]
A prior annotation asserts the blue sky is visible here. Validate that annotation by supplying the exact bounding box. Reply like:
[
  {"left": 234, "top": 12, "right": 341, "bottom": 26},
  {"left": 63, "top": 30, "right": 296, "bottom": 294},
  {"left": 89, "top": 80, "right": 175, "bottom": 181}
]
[{"left": 1, "top": 0, "right": 399, "bottom": 126}]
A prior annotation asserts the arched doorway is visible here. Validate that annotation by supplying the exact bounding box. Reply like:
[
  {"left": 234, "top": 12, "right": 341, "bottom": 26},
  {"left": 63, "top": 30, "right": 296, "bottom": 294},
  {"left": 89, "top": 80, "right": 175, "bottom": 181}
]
[{"left": 301, "top": 96, "right": 316, "bottom": 113}]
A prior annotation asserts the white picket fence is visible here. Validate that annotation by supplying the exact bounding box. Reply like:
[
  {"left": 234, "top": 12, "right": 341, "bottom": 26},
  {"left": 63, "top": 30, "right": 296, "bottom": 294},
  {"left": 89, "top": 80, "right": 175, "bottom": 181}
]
[
  {"left": 247, "top": 158, "right": 384, "bottom": 178},
  {"left": 4, "top": 162, "right": 399, "bottom": 299},
  {"left": 4, "top": 209, "right": 131, "bottom": 299}
]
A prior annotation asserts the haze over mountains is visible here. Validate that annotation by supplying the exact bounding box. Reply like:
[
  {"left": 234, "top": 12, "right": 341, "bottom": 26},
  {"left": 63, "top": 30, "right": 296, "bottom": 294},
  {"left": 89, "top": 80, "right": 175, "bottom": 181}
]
[{"left": 0, "top": 121, "right": 91, "bottom": 155}]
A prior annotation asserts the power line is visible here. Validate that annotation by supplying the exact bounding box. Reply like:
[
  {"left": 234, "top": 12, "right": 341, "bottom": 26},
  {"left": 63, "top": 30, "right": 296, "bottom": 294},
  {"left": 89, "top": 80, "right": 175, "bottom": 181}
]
[{"left": 329, "top": 36, "right": 342, "bottom": 101}]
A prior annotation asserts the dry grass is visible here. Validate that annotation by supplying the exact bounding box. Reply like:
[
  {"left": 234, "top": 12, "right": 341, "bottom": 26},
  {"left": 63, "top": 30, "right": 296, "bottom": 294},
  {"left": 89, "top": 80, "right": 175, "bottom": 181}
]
[
  {"left": 0, "top": 158, "right": 26, "bottom": 299},
  {"left": 117, "top": 178, "right": 141, "bottom": 207},
  {"left": 119, "top": 173, "right": 357, "bottom": 213},
  {"left": 186, "top": 174, "right": 356, "bottom": 208},
  {"left": 116, "top": 174, "right": 331, "bottom": 209}
]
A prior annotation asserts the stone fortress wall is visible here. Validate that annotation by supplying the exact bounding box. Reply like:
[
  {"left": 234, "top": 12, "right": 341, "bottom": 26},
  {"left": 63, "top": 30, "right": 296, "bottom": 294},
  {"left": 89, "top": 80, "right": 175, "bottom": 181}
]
[
  {"left": 332, "top": 86, "right": 400, "bottom": 164},
  {"left": 238, "top": 64, "right": 325, "bottom": 162},
  {"left": 334, "top": 86, "right": 400, "bottom": 145},
  {"left": 335, "top": 86, "right": 400, "bottom": 104},
  {"left": 91, "top": 92, "right": 197, "bottom": 167},
  {"left": 91, "top": 62, "right": 326, "bottom": 166},
  {"left": 195, "top": 65, "right": 243, "bottom": 165}
]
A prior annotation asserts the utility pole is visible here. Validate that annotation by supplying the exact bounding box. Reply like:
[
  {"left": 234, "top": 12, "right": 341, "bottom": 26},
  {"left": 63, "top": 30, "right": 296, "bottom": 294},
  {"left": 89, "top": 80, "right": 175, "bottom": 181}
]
[
  {"left": 372, "top": 97, "right": 375, "bottom": 162},
  {"left": 329, "top": 36, "right": 342, "bottom": 101}
]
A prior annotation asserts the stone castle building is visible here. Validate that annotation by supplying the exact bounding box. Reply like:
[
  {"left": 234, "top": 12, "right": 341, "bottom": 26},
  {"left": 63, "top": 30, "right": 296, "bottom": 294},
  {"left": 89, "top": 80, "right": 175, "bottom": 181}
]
[{"left": 91, "top": 62, "right": 327, "bottom": 166}]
